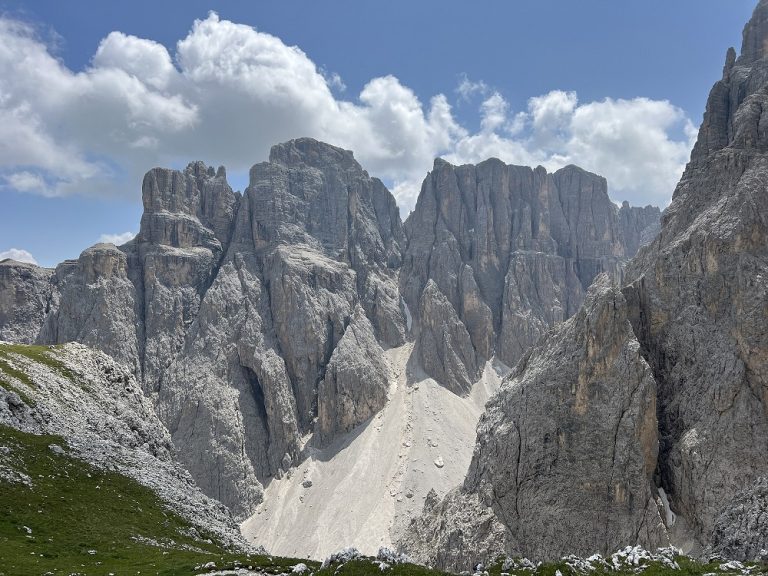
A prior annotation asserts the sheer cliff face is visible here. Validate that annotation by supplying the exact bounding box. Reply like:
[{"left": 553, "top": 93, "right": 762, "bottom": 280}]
[
  {"left": 402, "top": 1, "right": 768, "bottom": 568},
  {"left": 0, "top": 139, "right": 404, "bottom": 519},
  {"left": 623, "top": 0, "right": 768, "bottom": 552},
  {"left": 0, "top": 138, "right": 658, "bottom": 522},
  {"left": 401, "top": 160, "right": 658, "bottom": 392},
  {"left": 401, "top": 277, "right": 667, "bottom": 568},
  {"left": 0, "top": 261, "right": 53, "bottom": 344}
]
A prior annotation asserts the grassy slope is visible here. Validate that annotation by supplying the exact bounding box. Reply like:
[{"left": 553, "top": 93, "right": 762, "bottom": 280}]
[{"left": 0, "top": 425, "right": 308, "bottom": 575}]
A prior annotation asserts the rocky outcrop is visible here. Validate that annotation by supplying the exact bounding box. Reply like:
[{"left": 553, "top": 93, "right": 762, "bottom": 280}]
[
  {"left": 39, "top": 244, "right": 141, "bottom": 375},
  {"left": 617, "top": 202, "right": 662, "bottom": 258},
  {"left": 621, "top": 1, "right": 768, "bottom": 551},
  {"left": 400, "top": 277, "right": 668, "bottom": 568},
  {"left": 317, "top": 306, "right": 389, "bottom": 443},
  {"left": 134, "top": 161, "right": 239, "bottom": 389},
  {"left": 417, "top": 280, "right": 479, "bottom": 395},
  {"left": 402, "top": 488, "right": 509, "bottom": 571},
  {"left": 0, "top": 260, "right": 53, "bottom": 344},
  {"left": 404, "top": 0, "right": 768, "bottom": 567},
  {"left": 253, "top": 139, "right": 406, "bottom": 349},
  {"left": 151, "top": 140, "right": 404, "bottom": 516},
  {"left": 711, "top": 478, "right": 768, "bottom": 562},
  {"left": 0, "top": 139, "right": 403, "bottom": 519},
  {"left": 401, "top": 160, "right": 657, "bottom": 393}
]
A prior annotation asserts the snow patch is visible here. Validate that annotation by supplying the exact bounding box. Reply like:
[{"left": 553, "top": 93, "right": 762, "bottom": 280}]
[
  {"left": 657, "top": 486, "right": 677, "bottom": 527},
  {"left": 401, "top": 297, "right": 413, "bottom": 332}
]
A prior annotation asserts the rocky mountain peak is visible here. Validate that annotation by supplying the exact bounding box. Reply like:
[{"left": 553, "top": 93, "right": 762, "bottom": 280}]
[
  {"left": 138, "top": 160, "right": 237, "bottom": 252},
  {"left": 0, "top": 260, "right": 54, "bottom": 344},
  {"left": 690, "top": 0, "right": 768, "bottom": 170},
  {"left": 401, "top": 157, "right": 659, "bottom": 392},
  {"left": 268, "top": 137, "right": 362, "bottom": 172},
  {"left": 739, "top": 0, "right": 768, "bottom": 65},
  {"left": 0, "top": 137, "right": 412, "bottom": 517},
  {"left": 0, "top": 137, "right": 659, "bottom": 531},
  {"left": 403, "top": 3, "right": 768, "bottom": 568}
]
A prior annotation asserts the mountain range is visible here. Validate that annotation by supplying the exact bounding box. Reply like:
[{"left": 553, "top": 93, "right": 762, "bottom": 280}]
[{"left": 2, "top": 0, "right": 768, "bottom": 572}]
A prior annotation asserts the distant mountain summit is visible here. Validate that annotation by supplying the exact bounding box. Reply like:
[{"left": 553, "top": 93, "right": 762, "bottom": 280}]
[{"left": 401, "top": 159, "right": 659, "bottom": 393}]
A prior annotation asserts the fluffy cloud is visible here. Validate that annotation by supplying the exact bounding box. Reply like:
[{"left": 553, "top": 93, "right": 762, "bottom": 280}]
[
  {"left": 0, "top": 248, "right": 38, "bottom": 265},
  {"left": 98, "top": 231, "right": 136, "bottom": 245},
  {"left": 0, "top": 13, "right": 695, "bottom": 212},
  {"left": 445, "top": 90, "right": 696, "bottom": 207},
  {"left": 456, "top": 76, "right": 489, "bottom": 101}
]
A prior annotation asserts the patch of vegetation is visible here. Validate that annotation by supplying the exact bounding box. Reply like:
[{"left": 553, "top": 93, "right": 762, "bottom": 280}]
[
  {"left": 0, "top": 424, "right": 311, "bottom": 575},
  {"left": 0, "top": 342, "right": 74, "bottom": 381},
  {"left": 481, "top": 554, "right": 768, "bottom": 576},
  {"left": 0, "top": 355, "right": 36, "bottom": 406}
]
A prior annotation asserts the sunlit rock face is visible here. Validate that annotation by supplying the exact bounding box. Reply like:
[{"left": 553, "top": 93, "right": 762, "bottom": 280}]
[
  {"left": 401, "top": 1, "right": 768, "bottom": 568},
  {"left": 401, "top": 159, "right": 658, "bottom": 393},
  {"left": 0, "top": 138, "right": 406, "bottom": 519}
]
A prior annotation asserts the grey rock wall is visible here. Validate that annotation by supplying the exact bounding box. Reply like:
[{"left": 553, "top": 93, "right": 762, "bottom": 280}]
[
  {"left": 401, "top": 159, "right": 657, "bottom": 393},
  {"left": 622, "top": 1, "right": 768, "bottom": 550},
  {"left": 400, "top": 277, "right": 669, "bottom": 567},
  {"left": 402, "top": 0, "right": 768, "bottom": 567},
  {"left": 0, "top": 260, "right": 53, "bottom": 344},
  {"left": 0, "top": 139, "right": 404, "bottom": 518}
]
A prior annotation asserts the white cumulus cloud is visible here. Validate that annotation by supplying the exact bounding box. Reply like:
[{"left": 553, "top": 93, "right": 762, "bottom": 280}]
[
  {"left": 0, "top": 248, "right": 38, "bottom": 265},
  {"left": 0, "top": 12, "right": 695, "bottom": 213},
  {"left": 444, "top": 90, "right": 695, "bottom": 208},
  {"left": 97, "top": 231, "right": 136, "bottom": 245}
]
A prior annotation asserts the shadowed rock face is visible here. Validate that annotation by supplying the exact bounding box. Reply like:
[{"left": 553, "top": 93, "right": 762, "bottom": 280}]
[
  {"left": 0, "top": 139, "right": 405, "bottom": 519},
  {"left": 401, "top": 1, "right": 768, "bottom": 568},
  {"left": 401, "top": 160, "right": 658, "bottom": 392},
  {"left": 622, "top": 0, "right": 768, "bottom": 552},
  {"left": 400, "top": 277, "right": 668, "bottom": 567},
  {"left": 0, "top": 260, "right": 53, "bottom": 344}
]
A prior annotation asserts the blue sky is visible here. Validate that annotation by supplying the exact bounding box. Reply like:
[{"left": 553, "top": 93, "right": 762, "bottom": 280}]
[{"left": 0, "top": 0, "right": 757, "bottom": 267}]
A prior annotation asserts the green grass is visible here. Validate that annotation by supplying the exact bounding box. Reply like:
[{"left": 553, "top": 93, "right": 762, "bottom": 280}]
[
  {"left": 0, "top": 425, "right": 311, "bottom": 576},
  {"left": 0, "top": 423, "right": 455, "bottom": 575},
  {"left": 0, "top": 342, "right": 75, "bottom": 381},
  {"left": 0, "top": 343, "right": 88, "bottom": 402}
]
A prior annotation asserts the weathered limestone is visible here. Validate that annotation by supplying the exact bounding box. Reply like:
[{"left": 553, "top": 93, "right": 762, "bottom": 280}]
[
  {"left": 403, "top": 1, "right": 768, "bottom": 567},
  {"left": 401, "top": 277, "right": 668, "bottom": 568},
  {"left": 402, "top": 159, "right": 657, "bottom": 392}
]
